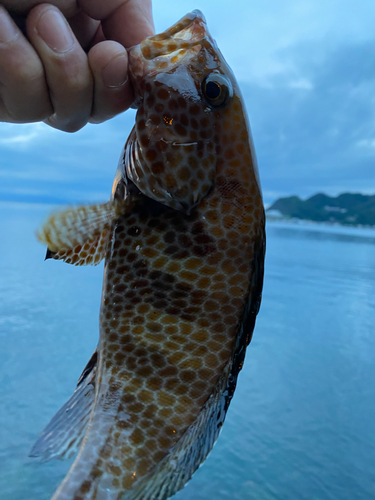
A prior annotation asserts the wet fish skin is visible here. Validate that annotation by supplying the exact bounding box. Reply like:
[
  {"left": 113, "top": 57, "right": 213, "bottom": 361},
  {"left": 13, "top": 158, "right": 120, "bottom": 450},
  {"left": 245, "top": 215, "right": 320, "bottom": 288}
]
[{"left": 33, "top": 10, "right": 265, "bottom": 500}]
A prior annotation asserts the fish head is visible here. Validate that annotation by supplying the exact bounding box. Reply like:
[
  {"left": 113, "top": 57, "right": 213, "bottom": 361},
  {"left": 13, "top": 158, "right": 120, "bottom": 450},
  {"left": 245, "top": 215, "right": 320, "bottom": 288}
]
[{"left": 122, "top": 10, "right": 248, "bottom": 213}]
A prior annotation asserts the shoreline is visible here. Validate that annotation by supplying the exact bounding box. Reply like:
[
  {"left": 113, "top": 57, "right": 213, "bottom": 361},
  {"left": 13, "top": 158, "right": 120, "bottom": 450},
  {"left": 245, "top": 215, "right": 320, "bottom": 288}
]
[
  {"left": 3, "top": 199, "right": 375, "bottom": 234},
  {"left": 266, "top": 216, "right": 375, "bottom": 237}
]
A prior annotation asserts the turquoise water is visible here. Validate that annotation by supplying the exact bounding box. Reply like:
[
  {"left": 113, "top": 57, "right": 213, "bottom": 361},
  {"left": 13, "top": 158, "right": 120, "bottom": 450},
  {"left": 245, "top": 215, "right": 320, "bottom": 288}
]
[{"left": 0, "top": 203, "right": 374, "bottom": 500}]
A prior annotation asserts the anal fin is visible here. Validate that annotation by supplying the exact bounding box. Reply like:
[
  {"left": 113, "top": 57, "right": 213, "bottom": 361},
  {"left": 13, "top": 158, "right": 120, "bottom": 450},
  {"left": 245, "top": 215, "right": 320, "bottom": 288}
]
[
  {"left": 30, "top": 350, "right": 98, "bottom": 461},
  {"left": 127, "top": 361, "right": 231, "bottom": 500}
]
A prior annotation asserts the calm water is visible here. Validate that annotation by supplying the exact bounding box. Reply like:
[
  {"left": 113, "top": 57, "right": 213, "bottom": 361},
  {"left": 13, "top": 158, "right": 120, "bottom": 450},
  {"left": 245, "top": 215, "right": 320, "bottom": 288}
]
[{"left": 0, "top": 203, "right": 374, "bottom": 500}]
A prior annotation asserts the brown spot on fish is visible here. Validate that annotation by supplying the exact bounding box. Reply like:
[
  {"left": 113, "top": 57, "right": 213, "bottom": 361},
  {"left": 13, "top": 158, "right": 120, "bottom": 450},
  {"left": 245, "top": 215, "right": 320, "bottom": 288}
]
[{"left": 34, "top": 10, "right": 265, "bottom": 500}]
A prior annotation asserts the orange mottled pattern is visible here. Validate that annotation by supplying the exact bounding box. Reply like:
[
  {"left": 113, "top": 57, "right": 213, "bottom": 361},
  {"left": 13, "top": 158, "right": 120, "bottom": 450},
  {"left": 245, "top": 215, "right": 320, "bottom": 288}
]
[
  {"left": 37, "top": 200, "right": 138, "bottom": 264},
  {"left": 48, "top": 10, "right": 264, "bottom": 500}
]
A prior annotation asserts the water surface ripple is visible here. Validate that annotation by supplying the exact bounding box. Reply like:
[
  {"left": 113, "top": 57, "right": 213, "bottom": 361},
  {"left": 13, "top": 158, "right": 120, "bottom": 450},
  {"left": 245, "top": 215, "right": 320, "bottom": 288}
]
[{"left": 0, "top": 206, "right": 374, "bottom": 500}]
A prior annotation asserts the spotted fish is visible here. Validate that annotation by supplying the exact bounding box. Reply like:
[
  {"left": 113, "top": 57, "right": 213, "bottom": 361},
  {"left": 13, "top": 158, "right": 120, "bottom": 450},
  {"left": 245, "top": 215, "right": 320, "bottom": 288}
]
[{"left": 32, "top": 10, "right": 265, "bottom": 500}]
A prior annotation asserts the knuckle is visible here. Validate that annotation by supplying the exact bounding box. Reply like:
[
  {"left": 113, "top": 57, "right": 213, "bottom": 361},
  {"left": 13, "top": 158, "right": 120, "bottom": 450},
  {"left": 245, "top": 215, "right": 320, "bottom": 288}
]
[
  {"left": 28, "top": 108, "right": 52, "bottom": 122},
  {"left": 0, "top": 91, "right": 52, "bottom": 123},
  {"left": 53, "top": 56, "right": 92, "bottom": 94},
  {"left": 90, "top": 113, "right": 110, "bottom": 125},
  {"left": 62, "top": 121, "right": 86, "bottom": 133},
  {"left": 12, "top": 60, "right": 45, "bottom": 86},
  {"left": 46, "top": 114, "right": 87, "bottom": 133},
  {"left": 67, "top": 77, "right": 89, "bottom": 95},
  {"left": 10, "top": 108, "right": 51, "bottom": 123}
]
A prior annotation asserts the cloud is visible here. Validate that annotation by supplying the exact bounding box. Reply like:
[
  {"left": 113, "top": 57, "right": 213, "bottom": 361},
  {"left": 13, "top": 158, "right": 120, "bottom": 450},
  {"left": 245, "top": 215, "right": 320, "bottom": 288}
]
[
  {"left": 0, "top": 112, "right": 137, "bottom": 204},
  {"left": 0, "top": 132, "right": 38, "bottom": 145},
  {"left": 357, "top": 139, "right": 375, "bottom": 149},
  {"left": 243, "top": 38, "right": 375, "bottom": 204},
  {"left": 0, "top": 123, "right": 51, "bottom": 149},
  {"left": 1, "top": 1, "right": 375, "bottom": 206},
  {"left": 288, "top": 79, "right": 314, "bottom": 90}
]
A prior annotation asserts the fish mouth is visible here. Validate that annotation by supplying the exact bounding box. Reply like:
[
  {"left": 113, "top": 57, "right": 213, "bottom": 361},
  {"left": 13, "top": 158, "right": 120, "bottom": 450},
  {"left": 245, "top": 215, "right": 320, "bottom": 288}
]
[
  {"left": 128, "top": 10, "right": 211, "bottom": 85},
  {"left": 140, "top": 10, "right": 208, "bottom": 59}
]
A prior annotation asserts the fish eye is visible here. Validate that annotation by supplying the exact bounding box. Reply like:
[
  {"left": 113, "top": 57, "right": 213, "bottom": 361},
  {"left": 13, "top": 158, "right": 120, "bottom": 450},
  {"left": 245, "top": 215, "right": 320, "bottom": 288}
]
[{"left": 202, "top": 73, "right": 233, "bottom": 107}]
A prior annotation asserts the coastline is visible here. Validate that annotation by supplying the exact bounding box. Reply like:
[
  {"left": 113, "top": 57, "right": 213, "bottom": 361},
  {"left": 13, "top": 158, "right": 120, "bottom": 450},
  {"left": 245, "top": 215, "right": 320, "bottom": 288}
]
[
  {"left": 3, "top": 199, "right": 375, "bottom": 237},
  {"left": 266, "top": 215, "right": 375, "bottom": 237}
]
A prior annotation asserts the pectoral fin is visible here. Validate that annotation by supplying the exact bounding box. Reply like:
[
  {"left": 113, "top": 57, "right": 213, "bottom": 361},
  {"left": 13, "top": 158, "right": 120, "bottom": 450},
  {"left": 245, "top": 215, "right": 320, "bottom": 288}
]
[
  {"left": 45, "top": 230, "right": 110, "bottom": 266},
  {"left": 37, "top": 198, "right": 136, "bottom": 265},
  {"left": 29, "top": 350, "right": 98, "bottom": 462}
]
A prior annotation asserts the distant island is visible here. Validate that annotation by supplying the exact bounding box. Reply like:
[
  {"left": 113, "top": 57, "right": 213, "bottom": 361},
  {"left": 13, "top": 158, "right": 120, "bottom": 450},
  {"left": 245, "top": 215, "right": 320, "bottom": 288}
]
[{"left": 267, "top": 193, "right": 375, "bottom": 226}]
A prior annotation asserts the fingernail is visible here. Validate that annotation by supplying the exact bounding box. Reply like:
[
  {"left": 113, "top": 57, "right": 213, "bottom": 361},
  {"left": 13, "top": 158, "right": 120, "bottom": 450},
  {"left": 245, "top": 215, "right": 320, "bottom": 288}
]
[
  {"left": 36, "top": 7, "right": 74, "bottom": 53},
  {"left": 102, "top": 55, "right": 128, "bottom": 88},
  {"left": 0, "top": 6, "right": 19, "bottom": 43}
]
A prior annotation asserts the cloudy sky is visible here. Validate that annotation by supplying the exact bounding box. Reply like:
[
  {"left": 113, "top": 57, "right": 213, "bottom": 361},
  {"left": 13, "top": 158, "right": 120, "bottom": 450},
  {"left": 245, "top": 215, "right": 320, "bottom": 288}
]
[{"left": 1, "top": 0, "right": 374, "bottom": 206}]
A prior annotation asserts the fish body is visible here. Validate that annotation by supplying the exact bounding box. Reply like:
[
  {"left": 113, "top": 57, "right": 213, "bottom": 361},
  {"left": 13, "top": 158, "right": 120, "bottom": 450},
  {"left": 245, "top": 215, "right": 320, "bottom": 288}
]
[{"left": 33, "top": 11, "right": 265, "bottom": 500}]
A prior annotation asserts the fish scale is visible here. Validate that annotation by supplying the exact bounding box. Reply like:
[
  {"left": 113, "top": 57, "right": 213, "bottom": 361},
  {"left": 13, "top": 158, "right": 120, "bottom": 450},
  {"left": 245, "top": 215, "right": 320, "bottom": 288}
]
[{"left": 33, "top": 10, "right": 265, "bottom": 500}]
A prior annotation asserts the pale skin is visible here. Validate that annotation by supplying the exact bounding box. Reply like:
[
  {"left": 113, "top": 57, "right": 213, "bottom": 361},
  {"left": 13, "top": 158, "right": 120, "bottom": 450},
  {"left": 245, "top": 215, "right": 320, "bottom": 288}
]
[{"left": 0, "top": 0, "right": 154, "bottom": 132}]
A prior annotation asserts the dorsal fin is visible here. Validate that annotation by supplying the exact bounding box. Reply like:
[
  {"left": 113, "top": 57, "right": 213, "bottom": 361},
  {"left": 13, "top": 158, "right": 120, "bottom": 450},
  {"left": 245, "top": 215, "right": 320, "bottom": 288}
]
[{"left": 29, "top": 350, "right": 98, "bottom": 462}]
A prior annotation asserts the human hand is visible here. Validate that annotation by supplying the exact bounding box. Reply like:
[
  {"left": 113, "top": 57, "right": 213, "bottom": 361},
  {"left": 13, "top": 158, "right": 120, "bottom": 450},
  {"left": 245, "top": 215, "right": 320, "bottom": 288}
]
[{"left": 0, "top": 0, "right": 154, "bottom": 132}]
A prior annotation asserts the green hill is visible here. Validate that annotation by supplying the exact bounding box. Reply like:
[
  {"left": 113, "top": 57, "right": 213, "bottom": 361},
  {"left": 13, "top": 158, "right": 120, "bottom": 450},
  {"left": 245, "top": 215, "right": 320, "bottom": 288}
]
[{"left": 267, "top": 193, "right": 375, "bottom": 226}]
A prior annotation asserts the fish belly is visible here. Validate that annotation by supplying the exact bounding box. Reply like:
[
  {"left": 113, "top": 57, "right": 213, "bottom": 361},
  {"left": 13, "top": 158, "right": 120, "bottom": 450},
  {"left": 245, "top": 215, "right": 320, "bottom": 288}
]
[{"left": 51, "top": 178, "right": 264, "bottom": 500}]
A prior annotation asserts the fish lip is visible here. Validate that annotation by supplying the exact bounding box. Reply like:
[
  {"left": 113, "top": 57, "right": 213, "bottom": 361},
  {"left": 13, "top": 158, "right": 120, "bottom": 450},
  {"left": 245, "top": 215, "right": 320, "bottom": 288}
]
[
  {"left": 140, "top": 10, "right": 208, "bottom": 60},
  {"left": 128, "top": 10, "right": 211, "bottom": 84}
]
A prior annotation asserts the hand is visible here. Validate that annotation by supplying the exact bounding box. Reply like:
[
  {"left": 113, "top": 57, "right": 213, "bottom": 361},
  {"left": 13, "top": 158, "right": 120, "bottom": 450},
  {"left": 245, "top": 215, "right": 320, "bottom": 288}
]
[{"left": 0, "top": 0, "right": 154, "bottom": 132}]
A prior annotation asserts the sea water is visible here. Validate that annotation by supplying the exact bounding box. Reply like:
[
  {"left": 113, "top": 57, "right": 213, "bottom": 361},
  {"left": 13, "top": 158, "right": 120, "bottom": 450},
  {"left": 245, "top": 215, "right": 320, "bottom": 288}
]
[{"left": 0, "top": 203, "right": 374, "bottom": 500}]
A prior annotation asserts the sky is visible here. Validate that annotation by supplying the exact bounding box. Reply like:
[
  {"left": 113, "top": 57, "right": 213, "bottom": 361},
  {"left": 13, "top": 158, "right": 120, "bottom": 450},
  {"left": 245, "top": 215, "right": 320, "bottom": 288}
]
[{"left": 1, "top": 0, "right": 375, "bottom": 206}]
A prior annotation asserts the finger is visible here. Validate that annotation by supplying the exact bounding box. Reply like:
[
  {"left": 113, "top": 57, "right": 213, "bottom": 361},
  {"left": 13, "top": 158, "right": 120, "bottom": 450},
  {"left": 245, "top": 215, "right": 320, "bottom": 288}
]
[
  {"left": 79, "top": 0, "right": 155, "bottom": 47},
  {"left": 88, "top": 41, "right": 133, "bottom": 123},
  {"left": 102, "top": 0, "right": 154, "bottom": 47},
  {"left": 91, "top": 24, "right": 105, "bottom": 46},
  {"left": 1, "top": 0, "right": 79, "bottom": 18},
  {"left": 0, "top": 5, "right": 52, "bottom": 123},
  {"left": 68, "top": 10, "right": 100, "bottom": 51},
  {"left": 26, "top": 4, "right": 93, "bottom": 132}
]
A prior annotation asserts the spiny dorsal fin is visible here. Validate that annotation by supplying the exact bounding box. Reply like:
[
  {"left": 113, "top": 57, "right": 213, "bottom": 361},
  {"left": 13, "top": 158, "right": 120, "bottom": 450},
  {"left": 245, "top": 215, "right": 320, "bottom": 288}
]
[
  {"left": 36, "top": 198, "right": 136, "bottom": 254},
  {"left": 29, "top": 350, "right": 98, "bottom": 462}
]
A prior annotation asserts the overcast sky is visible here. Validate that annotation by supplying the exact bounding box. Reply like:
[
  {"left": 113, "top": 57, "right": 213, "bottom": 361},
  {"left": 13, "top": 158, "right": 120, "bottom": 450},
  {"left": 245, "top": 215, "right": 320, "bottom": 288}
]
[{"left": 1, "top": 0, "right": 375, "bottom": 206}]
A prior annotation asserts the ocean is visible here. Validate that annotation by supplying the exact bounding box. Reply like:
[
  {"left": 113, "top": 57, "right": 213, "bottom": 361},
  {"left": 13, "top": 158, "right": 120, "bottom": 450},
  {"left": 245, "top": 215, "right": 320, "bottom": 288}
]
[{"left": 0, "top": 202, "right": 374, "bottom": 500}]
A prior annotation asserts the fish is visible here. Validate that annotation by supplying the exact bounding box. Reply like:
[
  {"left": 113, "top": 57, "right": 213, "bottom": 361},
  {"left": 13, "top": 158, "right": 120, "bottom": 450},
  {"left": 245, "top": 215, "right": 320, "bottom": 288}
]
[{"left": 32, "top": 10, "right": 265, "bottom": 500}]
